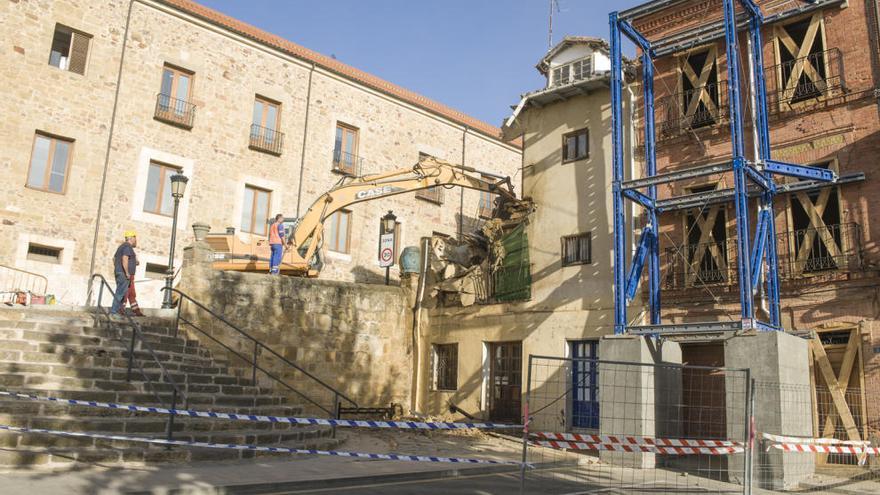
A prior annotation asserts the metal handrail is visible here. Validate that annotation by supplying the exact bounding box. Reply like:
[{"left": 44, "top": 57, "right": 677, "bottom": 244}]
[
  {"left": 163, "top": 287, "right": 357, "bottom": 417},
  {"left": 89, "top": 273, "right": 186, "bottom": 442}
]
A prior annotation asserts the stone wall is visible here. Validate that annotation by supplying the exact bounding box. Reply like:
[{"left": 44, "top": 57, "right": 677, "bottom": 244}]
[{"left": 178, "top": 239, "right": 414, "bottom": 414}]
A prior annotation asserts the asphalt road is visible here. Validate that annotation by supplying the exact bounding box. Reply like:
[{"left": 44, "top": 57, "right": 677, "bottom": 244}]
[{"left": 280, "top": 466, "right": 730, "bottom": 494}]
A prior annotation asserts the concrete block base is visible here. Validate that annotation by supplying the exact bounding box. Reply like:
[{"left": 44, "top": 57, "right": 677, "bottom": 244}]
[
  {"left": 725, "top": 331, "right": 814, "bottom": 490},
  {"left": 598, "top": 336, "right": 682, "bottom": 468}
]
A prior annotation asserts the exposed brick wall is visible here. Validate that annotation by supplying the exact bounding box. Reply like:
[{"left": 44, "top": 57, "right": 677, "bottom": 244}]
[{"left": 630, "top": 0, "right": 880, "bottom": 437}]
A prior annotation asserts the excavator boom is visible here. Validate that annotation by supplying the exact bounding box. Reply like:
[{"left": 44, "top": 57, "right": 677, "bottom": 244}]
[{"left": 207, "top": 157, "right": 518, "bottom": 276}]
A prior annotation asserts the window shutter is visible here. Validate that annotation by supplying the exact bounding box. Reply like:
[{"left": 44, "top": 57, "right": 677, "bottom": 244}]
[{"left": 68, "top": 32, "right": 90, "bottom": 75}]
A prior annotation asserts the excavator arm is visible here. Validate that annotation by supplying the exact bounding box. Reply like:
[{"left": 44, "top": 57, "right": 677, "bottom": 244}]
[
  {"left": 290, "top": 157, "right": 517, "bottom": 270},
  {"left": 208, "top": 157, "right": 518, "bottom": 277}
]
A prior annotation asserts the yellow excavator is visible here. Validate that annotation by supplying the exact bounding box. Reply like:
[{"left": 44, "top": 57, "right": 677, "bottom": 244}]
[{"left": 206, "top": 157, "right": 519, "bottom": 277}]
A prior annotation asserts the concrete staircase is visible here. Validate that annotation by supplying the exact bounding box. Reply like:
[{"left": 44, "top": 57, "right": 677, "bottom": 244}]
[{"left": 0, "top": 306, "right": 337, "bottom": 469}]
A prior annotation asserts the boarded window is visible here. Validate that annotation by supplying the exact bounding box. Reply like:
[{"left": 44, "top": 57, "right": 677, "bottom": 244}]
[
  {"left": 680, "top": 47, "right": 721, "bottom": 129},
  {"left": 26, "top": 244, "right": 62, "bottom": 264},
  {"left": 562, "top": 128, "right": 589, "bottom": 162},
  {"left": 776, "top": 14, "right": 827, "bottom": 104},
  {"left": 241, "top": 185, "right": 271, "bottom": 235},
  {"left": 493, "top": 223, "right": 531, "bottom": 301},
  {"left": 326, "top": 209, "right": 352, "bottom": 254},
  {"left": 432, "top": 343, "right": 458, "bottom": 391},
  {"left": 333, "top": 123, "right": 359, "bottom": 175},
  {"left": 562, "top": 232, "right": 591, "bottom": 266},
  {"left": 27, "top": 132, "right": 72, "bottom": 194},
  {"left": 143, "top": 161, "right": 181, "bottom": 216},
  {"left": 48, "top": 24, "right": 90, "bottom": 75}
]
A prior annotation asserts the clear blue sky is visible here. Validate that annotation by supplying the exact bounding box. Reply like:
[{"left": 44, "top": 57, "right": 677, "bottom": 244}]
[{"left": 199, "top": 0, "right": 644, "bottom": 126}]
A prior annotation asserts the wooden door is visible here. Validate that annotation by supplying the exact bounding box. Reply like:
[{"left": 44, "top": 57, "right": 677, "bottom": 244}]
[
  {"left": 681, "top": 343, "right": 727, "bottom": 439},
  {"left": 489, "top": 342, "right": 522, "bottom": 423}
]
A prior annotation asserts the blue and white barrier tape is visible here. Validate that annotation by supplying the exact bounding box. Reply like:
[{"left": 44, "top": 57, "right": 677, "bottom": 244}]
[
  {"left": 0, "top": 424, "right": 523, "bottom": 465},
  {"left": 0, "top": 390, "right": 521, "bottom": 430}
]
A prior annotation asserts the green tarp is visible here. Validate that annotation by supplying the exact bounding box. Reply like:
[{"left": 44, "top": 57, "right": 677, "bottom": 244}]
[{"left": 493, "top": 223, "right": 531, "bottom": 302}]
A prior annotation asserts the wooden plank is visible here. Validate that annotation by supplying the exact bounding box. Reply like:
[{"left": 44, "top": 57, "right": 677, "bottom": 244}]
[
  {"left": 811, "top": 336, "right": 862, "bottom": 444},
  {"left": 820, "top": 329, "right": 859, "bottom": 439}
]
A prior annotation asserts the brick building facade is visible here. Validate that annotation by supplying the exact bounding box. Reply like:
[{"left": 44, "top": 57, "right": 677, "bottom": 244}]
[
  {"left": 0, "top": 0, "right": 521, "bottom": 306},
  {"left": 628, "top": 0, "right": 880, "bottom": 457}
]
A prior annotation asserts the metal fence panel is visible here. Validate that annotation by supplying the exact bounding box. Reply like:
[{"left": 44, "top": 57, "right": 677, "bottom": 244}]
[{"left": 522, "top": 355, "right": 751, "bottom": 494}]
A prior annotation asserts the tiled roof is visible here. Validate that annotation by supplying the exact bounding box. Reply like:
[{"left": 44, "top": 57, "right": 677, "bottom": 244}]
[{"left": 157, "top": 0, "right": 518, "bottom": 146}]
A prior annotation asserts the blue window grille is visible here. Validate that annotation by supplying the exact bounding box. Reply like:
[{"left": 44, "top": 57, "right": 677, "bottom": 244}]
[{"left": 571, "top": 340, "right": 599, "bottom": 429}]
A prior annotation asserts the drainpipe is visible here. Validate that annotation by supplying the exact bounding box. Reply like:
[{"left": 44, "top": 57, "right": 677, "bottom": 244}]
[
  {"left": 411, "top": 236, "right": 430, "bottom": 414},
  {"left": 295, "top": 63, "right": 317, "bottom": 217},
  {"left": 86, "top": 0, "right": 135, "bottom": 303},
  {"left": 458, "top": 126, "right": 468, "bottom": 239},
  {"left": 873, "top": 0, "right": 880, "bottom": 116}
]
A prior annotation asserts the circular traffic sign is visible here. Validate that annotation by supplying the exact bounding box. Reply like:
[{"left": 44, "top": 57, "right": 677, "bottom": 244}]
[{"left": 380, "top": 248, "right": 393, "bottom": 262}]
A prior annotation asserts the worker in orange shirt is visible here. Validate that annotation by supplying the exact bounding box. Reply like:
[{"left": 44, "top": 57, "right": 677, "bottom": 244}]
[{"left": 268, "top": 214, "right": 286, "bottom": 275}]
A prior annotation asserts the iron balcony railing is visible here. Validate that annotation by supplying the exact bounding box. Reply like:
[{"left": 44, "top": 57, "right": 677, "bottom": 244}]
[
  {"left": 249, "top": 124, "right": 284, "bottom": 155},
  {"left": 654, "top": 80, "right": 730, "bottom": 136},
  {"left": 777, "top": 222, "right": 862, "bottom": 279},
  {"left": 154, "top": 93, "right": 196, "bottom": 129},
  {"left": 644, "top": 47, "right": 846, "bottom": 142},
  {"left": 766, "top": 48, "right": 845, "bottom": 113},
  {"left": 332, "top": 148, "right": 364, "bottom": 176},
  {"left": 664, "top": 223, "right": 862, "bottom": 290}
]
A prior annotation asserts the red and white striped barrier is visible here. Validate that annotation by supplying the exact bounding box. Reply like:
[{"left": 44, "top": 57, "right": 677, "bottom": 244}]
[
  {"left": 761, "top": 432, "right": 871, "bottom": 446},
  {"left": 768, "top": 443, "right": 880, "bottom": 455},
  {"left": 532, "top": 439, "right": 742, "bottom": 456},
  {"left": 532, "top": 431, "right": 745, "bottom": 448},
  {"left": 761, "top": 433, "right": 878, "bottom": 458}
]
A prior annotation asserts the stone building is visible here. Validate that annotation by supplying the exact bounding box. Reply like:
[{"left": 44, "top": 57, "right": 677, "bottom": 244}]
[
  {"left": 0, "top": 0, "right": 521, "bottom": 307},
  {"left": 417, "top": 37, "right": 640, "bottom": 425},
  {"left": 626, "top": 0, "right": 880, "bottom": 464}
]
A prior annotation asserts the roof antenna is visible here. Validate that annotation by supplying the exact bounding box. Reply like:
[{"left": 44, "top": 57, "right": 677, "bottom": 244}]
[{"left": 548, "top": 0, "right": 560, "bottom": 50}]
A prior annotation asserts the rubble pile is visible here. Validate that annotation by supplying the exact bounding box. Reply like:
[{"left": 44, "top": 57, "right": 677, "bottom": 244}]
[{"left": 429, "top": 198, "right": 534, "bottom": 307}]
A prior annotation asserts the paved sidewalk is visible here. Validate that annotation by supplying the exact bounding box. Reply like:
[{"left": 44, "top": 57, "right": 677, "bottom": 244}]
[{"left": 0, "top": 429, "right": 540, "bottom": 495}]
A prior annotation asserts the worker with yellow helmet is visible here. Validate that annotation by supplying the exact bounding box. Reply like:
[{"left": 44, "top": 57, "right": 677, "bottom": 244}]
[{"left": 111, "top": 230, "right": 142, "bottom": 316}]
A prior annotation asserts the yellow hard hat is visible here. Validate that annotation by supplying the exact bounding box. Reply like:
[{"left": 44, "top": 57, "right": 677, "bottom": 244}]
[{"left": 124, "top": 230, "right": 137, "bottom": 239}]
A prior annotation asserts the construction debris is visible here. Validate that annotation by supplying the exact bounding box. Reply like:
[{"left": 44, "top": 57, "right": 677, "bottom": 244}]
[{"left": 429, "top": 198, "right": 535, "bottom": 307}]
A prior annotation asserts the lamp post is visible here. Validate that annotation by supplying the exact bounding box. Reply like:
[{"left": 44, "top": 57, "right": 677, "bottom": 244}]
[
  {"left": 380, "top": 210, "right": 397, "bottom": 285},
  {"left": 162, "top": 173, "right": 188, "bottom": 309}
]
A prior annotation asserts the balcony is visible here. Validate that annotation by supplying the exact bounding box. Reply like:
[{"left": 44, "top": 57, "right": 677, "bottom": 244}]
[
  {"left": 654, "top": 80, "right": 729, "bottom": 138},
  {"left": 249, "top": 124, "right": 284, "bottom": 155},
  {"left": 777, "top": 223, "right": 862, "bottom": 280},
  {"left": 765, "top": 48, "right": 845, "bottom": 115},
  {"left": 664, "top": 223, "right": 862, "bottom": 290},
  {"left": 154, "top": 93, "right": 195, "bottom": 129},
  {"left": 644, "top": 47, "right": 846, "bottom": 144},
  {"left": 332, "top": 148, "right": 364, "bottom": 176}
]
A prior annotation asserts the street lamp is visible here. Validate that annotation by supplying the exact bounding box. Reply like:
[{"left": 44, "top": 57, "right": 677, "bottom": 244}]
[
  {"left": 162, "top": 172, "right": 189, "bottom": 309},
  {"left": 381, "top": 210, "right": 397, "bottom": 285}
]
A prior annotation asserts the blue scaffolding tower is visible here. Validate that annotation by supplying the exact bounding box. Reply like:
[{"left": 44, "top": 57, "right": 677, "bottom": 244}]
[{"left": 609, "top": 0, "right": 838, "bottom": 336}]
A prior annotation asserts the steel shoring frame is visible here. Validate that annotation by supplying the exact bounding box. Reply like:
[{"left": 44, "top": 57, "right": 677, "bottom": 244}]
[{"left": 608, "top": 0, "right": 837, "bottom": 336}]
